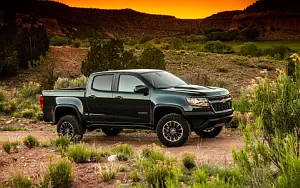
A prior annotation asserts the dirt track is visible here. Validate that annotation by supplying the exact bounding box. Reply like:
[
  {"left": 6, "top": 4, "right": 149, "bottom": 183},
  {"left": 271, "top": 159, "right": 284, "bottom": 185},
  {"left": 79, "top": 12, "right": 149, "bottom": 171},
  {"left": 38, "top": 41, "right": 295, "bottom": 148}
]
[{"left": 0, "top": 119, "right": 243, "bottom": 164}]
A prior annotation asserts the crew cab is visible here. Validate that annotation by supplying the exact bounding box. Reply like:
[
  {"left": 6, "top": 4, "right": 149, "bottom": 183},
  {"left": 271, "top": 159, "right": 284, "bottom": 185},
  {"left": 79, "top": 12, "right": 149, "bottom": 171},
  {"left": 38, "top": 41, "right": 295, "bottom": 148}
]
[{"left": 41, "top": 70, "right": 233, "bottom": 147}]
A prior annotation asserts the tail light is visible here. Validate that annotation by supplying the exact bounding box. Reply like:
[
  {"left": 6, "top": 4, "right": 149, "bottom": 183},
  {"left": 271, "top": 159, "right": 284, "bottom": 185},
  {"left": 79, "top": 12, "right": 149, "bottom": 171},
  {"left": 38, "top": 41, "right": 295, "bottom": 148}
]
[{"left": 40, "top": 95, "right": 44, "bottom": 109}]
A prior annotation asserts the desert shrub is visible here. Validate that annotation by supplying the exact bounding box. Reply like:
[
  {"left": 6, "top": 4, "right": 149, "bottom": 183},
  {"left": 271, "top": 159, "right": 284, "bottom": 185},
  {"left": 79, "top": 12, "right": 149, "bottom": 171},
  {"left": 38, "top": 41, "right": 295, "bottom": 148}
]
[
  {"left": 3, "top": 142, "right": 11, "bottom": 154},
  {"left": 112, "top": 144, "right": 134, "bottom": 156},
  {"left": 54, "top": 137, "right": 70, "bottom": 149},
  {"left": 191, "top": 169, "right": 208, "bottom": 186},
  {"left": 98, "top": 164, "right": 118, "bottom": 182},
  {"left": 130, "top": 169, "right": 140, "bottom": 182},
  {"left": 139, "top": 36, "right": 152, "bottom": 44},
  {"left": 226, "top": 111, "right": 250, "bottom": 128},
  {"left": 21, "top": 108, "right": 35, "bottom": 118},
  {"left": 182, "top": 152, "right": 197, "bottom": 170},
  {"left": 143, "top": 159, "right": 181, "bottom": 188},
  {"left": 72, "top": 39, "right": 81, "bottom": 48},
  {"left": 171, "top": 38, "right": 183, "bottom": 50},
  {"left": 239, "top": 42, "right": 262, "bottom": 57},
  {"left": 23, "top": 135, "right": 39, "bottom": 149},
  {"left": 142, "top": 147, "right": 165, "bottom": 162},
  {"left": 202, "top": 41, "right": 233, "bottom": 54},
  {"left": 8, "top": 173, "right": 34, "bottom": 188},
  {"left": 41, "top": 158, "right": 72, "bottom": 188},
  {"left": 67, "top": 144, "right": 92, "bottom": 163},
  {"left": 54, "top": 75, "right": 88, "bottom": 89},
  {"left": 241, "top": 27, "right": 260, "bottom": 41},
  {"left": 232, "top": 93, "right": 252, "bottom": 113},
  {"left": 263, "top": 45, "right": 294, "bottom": 60},
  {"left": 17, "top": 81, "right": 41, "bottom": 98},
  {"left": 50, "top": 36, "right": 71, "bottom": 46},
  {"left": 206, "top": 31, "right": 236, "bottom": 41},
  {"left": 0, "top": 91, "right": 4, "bottom": 102},
  {"left": 139, "top": 46, "right": 165, "bottom": 70}
]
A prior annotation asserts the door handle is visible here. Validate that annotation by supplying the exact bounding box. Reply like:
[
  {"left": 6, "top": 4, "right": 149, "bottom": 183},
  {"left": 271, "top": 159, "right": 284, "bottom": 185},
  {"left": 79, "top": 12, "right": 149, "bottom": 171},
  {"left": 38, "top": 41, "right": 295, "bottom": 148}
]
[
  {"left": 114, "top": 96, "right": 123, "bottom": 100},
  {"left": 89, "top": 95, "right": 97, "bottom": 99}
]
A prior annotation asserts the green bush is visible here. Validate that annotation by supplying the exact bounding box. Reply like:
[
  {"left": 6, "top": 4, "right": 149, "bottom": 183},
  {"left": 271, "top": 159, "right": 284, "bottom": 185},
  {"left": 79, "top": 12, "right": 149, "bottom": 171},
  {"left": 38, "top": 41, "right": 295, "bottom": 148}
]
[
  {"left": 81, "top": 39, "right": 165, "bottom": 76},
  {"left": 3, "top": 142, "right": 11, "bottom": 154},
  {"left": 54, "top": 137, "right": 70, "bottom": 149},
  {"left": 72, "top": 39, "right": 81, "bottom": 48},
  {"left": 239, "top": 42, "right": 262, "bottom": 57},
  {"left": 0, "top": 91, "right": 4, "bottom": 102},
  {"left": 8, "top": 173, "right": 34, "bottom": 188},
  {"left": 23, "top": 135, "right": 39, "bottom": 149},
  {"left": 50, "top": 36, "right": 72, "bottom": 46},
  {"left": 191, "top": 169, "right": 208, "bottom": 186},
  {"left": 202, "top": 41, "right": 233, "bottom": 54},
  {"left": 17, "top": 81, "right": 41, "bottom": 98},
  {"left": 41, "top": 158, "right": 72, "bottom": 188},
  {"left": 130, "top": 169, "right": 140, "bottom": 182},
  {"left": 139, "top": 46, "right": 165, "bottom": 70},
  {"left": 143, "top": 159, "right": 181, "bottom": 188},
  {"left": 112, "top": 144, "right": 134, "bottom": 156},
  {"left": 98, "top": 164, "right": 118, "bottom": 182},
  {"left": 263, "top": 45, "right": 294, "bottom": 60},
  {"left": 232, "top": 93, "right": 252, "bottom": 113},
  {"left": 67, "top": 144, "right": 92, "bottom": 163},
  {"left": 142, "top": 147, "right": 165, "bottom": 162},
  {"left": 182, "top": 152, "right": 197, "bottom": 170},
  {"left": 21, "top": 108, "right": 35, "bottom": 118},
  {"left": 171, "top": 38, "right": 183, "bottom": 50},
  {"left": 54, "top": 75, "right": 88, "bottom": 89}
]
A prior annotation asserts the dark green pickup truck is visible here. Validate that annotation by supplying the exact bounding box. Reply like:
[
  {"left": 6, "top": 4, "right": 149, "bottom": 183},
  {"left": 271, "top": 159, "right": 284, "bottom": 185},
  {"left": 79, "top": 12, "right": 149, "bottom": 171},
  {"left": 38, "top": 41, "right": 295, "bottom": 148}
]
[{"left": 41, "top": 69, "right": 233, "bottom": 147}]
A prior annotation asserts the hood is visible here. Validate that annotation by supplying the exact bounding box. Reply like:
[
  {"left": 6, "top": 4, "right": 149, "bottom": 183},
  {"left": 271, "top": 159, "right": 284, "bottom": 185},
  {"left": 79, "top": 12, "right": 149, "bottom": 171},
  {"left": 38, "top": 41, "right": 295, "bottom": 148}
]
[{"left": 161, "top": 84, "right": 229, "bottom": 97}]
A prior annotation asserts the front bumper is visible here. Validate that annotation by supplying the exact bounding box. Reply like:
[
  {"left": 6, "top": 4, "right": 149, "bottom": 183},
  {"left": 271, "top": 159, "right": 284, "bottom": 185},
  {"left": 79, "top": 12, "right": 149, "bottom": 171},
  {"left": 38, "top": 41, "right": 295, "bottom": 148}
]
[{"left": 184, "top": 109, "right": 233, "bottom": 131}]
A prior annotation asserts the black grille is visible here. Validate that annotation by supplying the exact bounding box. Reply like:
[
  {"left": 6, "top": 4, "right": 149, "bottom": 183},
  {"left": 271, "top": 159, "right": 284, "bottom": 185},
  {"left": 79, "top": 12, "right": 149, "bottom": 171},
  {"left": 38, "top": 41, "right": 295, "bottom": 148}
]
[{"left": 212, "top": 101, "right": 232, "bottom": 112}]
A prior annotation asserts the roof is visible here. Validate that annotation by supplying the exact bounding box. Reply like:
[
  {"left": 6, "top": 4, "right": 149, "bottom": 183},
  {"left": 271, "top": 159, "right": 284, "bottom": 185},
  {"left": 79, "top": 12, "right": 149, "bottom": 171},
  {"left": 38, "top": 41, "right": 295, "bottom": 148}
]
[{"left": 92, "top": 69, "right": 163, "bottom": 74}]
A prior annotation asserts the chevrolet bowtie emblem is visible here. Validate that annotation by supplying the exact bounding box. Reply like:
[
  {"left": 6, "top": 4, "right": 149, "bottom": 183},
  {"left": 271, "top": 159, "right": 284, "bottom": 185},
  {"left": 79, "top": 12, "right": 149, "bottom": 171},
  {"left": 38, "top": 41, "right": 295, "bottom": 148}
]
[{"left": 221, "top": 98, "right": 226, "bottom": 103}]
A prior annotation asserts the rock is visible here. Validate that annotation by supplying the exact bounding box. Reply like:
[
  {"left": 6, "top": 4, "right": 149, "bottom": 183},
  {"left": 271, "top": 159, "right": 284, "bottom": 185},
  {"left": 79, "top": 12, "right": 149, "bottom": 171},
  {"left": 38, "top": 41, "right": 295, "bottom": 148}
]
[
  {"left": 5, "top": 120, "right": 13, "bottom": 124},
  {"left": 107, "top": 155, "right": 118, "bottom": 162}
]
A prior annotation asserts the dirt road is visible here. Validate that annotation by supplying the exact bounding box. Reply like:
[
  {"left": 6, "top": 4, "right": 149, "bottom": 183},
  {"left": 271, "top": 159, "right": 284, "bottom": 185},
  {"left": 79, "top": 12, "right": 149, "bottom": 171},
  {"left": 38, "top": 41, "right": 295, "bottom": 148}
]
[{"left": 0, "top": 118, "right": 243, "bottom": 163}]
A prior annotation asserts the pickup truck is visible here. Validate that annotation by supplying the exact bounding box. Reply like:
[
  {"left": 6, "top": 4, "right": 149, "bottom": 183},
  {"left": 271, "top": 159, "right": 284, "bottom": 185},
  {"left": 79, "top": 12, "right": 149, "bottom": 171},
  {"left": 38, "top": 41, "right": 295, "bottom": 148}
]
[{"left": 41, "top": 70, "right": 233, "bottom": 147}]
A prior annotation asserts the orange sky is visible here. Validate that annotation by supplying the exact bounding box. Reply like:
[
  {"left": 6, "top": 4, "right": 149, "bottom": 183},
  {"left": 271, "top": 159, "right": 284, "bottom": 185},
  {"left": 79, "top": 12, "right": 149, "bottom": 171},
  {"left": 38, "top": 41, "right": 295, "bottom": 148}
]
[{"left": 57, "top": 0, "right": 256, "bottom": 19}]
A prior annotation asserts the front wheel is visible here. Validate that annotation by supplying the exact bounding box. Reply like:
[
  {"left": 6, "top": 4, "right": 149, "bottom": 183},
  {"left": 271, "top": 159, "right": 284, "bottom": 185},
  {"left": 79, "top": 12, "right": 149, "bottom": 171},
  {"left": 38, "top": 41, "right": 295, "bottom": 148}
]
[
  {"left": 195, "top": 126, "right": 223, "bottom": 138},
  {"left": 102, "top": 128, "right": 123, "bottom": 136},
  {"left": 156, "top": 113, "right": 191, "bottom": 147},
  {"left": 57, "top": 115, "right": 83, "bottom": 141}
]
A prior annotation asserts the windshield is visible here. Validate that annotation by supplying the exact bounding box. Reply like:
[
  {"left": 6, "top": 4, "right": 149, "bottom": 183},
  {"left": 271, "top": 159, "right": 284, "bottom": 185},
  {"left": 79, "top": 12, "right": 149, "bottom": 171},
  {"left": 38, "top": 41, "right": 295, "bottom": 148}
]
[{"left": 141, "top": 71, "right": 186, "bottom": 89}]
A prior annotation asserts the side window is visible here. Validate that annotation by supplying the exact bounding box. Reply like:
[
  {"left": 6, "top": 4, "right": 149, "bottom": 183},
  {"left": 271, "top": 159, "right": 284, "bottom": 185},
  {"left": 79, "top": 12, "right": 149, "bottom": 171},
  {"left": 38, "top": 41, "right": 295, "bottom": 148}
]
[
  {"left": 118, "top": 75, "right": 145, "bottom": 92},
  {"left": 92, "top": 75, "right": 114, "bottom": 91}
]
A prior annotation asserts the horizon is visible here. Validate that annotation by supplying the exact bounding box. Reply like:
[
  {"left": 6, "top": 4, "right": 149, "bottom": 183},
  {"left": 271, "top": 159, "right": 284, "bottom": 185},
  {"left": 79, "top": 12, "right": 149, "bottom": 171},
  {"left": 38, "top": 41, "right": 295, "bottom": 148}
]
[{"left": 56, "top": 0, "right": 256, "bottom": 19}]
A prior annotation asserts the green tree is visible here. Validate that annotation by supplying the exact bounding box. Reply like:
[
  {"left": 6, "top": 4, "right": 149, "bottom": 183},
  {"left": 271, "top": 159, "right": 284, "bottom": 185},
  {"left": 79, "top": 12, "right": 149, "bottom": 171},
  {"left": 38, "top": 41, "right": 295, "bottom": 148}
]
[
  {"left": 139, "top": 46, "right": 165, "bottom": 70},
  {"left": 171, "top": 38, "right": 183, "bottom": 50}
]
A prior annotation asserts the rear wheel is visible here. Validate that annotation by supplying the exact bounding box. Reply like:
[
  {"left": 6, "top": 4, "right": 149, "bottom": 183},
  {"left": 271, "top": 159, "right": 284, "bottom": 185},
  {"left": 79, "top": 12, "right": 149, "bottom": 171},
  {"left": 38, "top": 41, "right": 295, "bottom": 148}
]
[
  {"left": 102, "top": 128, "right": 123, "bottom": 136},
  {"left": 156, "top": 113, "right": 191, "bottom": 147},
  {"left": 195, "top": 126, "right": 223, "bottom": 138},
  {"left": 57, "top": 115, "right": 83, "bottom": 141}
]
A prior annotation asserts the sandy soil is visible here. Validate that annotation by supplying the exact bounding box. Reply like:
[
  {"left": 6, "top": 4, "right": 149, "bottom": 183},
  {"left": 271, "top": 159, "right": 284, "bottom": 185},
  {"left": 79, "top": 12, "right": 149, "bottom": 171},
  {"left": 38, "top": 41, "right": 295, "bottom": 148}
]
[{"left": 0, "top": 117, "right": 243, "bottom": 187}]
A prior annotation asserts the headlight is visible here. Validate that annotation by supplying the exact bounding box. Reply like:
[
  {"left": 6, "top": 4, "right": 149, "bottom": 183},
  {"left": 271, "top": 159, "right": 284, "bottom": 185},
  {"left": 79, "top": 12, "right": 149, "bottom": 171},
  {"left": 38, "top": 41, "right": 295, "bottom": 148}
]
[{"left": 186, "top": 97, "right": 209, "bottom": 107}]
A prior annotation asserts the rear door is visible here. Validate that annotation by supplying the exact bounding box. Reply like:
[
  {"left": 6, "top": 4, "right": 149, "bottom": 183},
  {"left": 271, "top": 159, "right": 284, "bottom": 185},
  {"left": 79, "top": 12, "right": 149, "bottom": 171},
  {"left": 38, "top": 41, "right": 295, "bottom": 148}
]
[
  {"left": 112, "top": 74, "right": 151, "bottom": 125},
  {"left": 86, "top": 74, "right": 115, "bottom": 124}
]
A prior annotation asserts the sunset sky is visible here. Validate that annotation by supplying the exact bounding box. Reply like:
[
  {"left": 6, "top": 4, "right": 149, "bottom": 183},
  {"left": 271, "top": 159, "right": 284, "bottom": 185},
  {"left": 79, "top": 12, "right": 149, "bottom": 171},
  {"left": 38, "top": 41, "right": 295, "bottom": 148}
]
[{"left": 57, "top": 0, "right": 256, "bottom": 19}]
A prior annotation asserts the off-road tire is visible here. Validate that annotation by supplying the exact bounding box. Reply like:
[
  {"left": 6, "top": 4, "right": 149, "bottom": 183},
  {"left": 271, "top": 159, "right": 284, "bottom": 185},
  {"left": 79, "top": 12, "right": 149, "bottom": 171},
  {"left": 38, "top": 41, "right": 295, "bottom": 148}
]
[
  {"left": 156, "top": 113, "right": 191, "bottom": 147},
  {"left": 195, "top": 126, "right": 223, "bottom": 138},
  {"left": 101, "top": 128, "right": 123, "bottom": 136},
  {"left": 57, "top": 115, "right": 83, "bottom": 141}
]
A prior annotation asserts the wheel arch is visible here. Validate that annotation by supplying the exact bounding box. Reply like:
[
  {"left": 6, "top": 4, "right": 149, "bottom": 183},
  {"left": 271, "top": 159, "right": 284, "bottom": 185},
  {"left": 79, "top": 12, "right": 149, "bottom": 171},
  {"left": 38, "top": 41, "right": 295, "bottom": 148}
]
[
  {"left": 153, "top": 105, "right": 186, "bottom": 128},
  {"left": 54, "top": 105, "right": 83, "bottom": 124}
]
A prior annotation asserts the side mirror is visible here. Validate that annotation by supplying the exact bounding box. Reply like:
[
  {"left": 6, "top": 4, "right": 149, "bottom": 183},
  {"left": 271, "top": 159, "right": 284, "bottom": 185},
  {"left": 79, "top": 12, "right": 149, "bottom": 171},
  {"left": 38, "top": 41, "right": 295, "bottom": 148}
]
[{"left": 134, "top": 85, "right": 149, "bottom": 95}]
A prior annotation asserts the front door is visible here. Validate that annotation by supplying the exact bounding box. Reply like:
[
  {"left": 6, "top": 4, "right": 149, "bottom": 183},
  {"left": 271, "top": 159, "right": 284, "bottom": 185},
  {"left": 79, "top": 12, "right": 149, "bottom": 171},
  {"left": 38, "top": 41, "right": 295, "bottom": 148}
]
[
  {"left": 86, "top": 74, "right": 115, "bottom": 124},
  {"left": 112, "top": 74, "right": 151, "bottom": 125}
]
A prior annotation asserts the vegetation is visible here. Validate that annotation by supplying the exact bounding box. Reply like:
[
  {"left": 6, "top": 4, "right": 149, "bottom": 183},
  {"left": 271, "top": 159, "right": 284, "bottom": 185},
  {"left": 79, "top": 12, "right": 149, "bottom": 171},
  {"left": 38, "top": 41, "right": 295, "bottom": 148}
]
[
  {"left": 23, "top": 135, "right": 39, "bottom": 149},
  {"left": 66, "top": 144, "right": 94, "bottom": 163},
  {"left": 2, "top": 141, "right": 19, "bottom": 154},
  {"left": 54, "top": 75, "right": 88, "bottom": 89},
  {"left": 202, "top": 40, "right": 233, "bottom": 54},
  {"left": 98, "top": 164, "right": 118, "bottom": 182},
  {"left": 182, "top": 152, "right": 197, "bottom": 170},
  {"left": 50, "top": 36, "right": 72, "bottom": 46},
  {"left": 81, "top": 39, "right": 165, "bottom": 76},
  {"left": 8, "top": 173, "right": 34, "bottom": 188},
  {"left": 41, "top": 158, "right": 73, "bottom": 188}
]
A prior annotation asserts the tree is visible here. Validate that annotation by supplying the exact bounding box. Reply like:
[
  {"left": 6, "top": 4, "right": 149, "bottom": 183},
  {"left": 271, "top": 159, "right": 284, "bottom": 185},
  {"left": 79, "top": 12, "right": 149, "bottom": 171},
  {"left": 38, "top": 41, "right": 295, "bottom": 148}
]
[{"left": 139, "top": 46, "right": 165, "bottom": 70}]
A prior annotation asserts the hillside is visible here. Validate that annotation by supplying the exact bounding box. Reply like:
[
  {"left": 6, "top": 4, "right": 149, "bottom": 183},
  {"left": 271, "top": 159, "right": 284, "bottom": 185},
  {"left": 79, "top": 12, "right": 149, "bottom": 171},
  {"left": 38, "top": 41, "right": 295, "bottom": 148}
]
[{"left": 0, "top": 1, "right": 202, "bottom": 38}]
